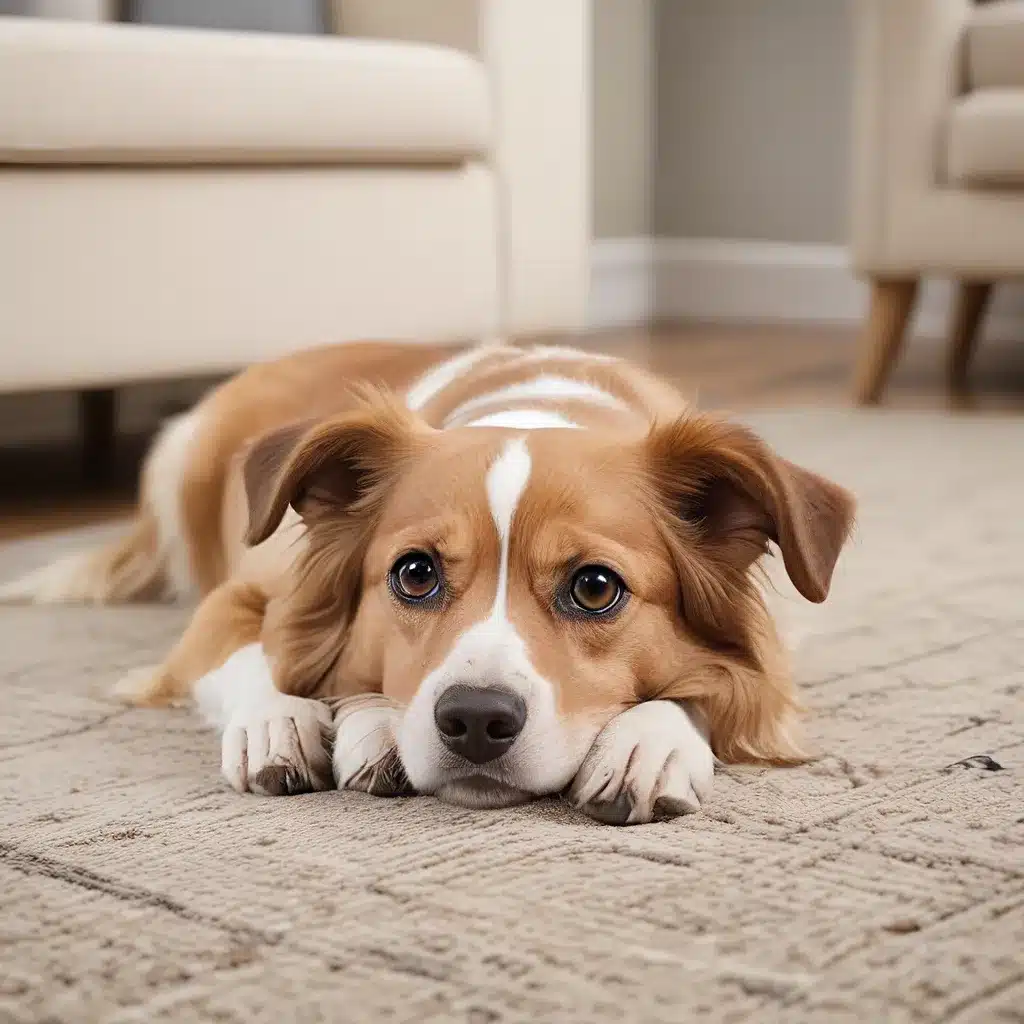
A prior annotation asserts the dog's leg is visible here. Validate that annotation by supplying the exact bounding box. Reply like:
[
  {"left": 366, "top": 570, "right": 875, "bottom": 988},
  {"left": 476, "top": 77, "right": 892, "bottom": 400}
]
[
  {"left": 196, "top": 643, "right": 333, "bottom": 797},
  {"left": 567, "top": 701, "right": 715, "bottom": 826},
  {"left": 112, "top": 581, "right": 267, "bottom": 708},
  {"left": 114, "top": 580, "right": 333, "bottom": 796},
  {"left": 332, "top": 694, "right": 413, "bottom": 798}
]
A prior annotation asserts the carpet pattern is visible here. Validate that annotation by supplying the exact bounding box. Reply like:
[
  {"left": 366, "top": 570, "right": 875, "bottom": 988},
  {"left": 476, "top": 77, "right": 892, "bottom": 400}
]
[{"left": 1, "top": 409, "right": 1022, "bottom": 1023}]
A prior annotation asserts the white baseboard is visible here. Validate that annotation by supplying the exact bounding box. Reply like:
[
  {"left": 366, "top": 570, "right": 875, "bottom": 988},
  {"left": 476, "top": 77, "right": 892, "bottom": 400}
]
[
  {"left": 589, "top": 236, "right": 1024, "bottom": 339},
  {"left": 588, "top": 238, "right": 657, "bottom": 329},
  {"left": 654, "top": 239, "right": 868, "bottom": 327}
]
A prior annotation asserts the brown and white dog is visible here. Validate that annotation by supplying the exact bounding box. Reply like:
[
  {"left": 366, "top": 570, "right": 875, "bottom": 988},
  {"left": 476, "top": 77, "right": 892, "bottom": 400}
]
[{"left": 2, "top": 341, "right": 855, "bottom": 824}]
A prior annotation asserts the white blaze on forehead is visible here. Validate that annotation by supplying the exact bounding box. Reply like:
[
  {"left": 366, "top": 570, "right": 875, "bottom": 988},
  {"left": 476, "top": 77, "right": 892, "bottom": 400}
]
[{"left": 485, "top": 437, "right": 531, "bottom": 620}]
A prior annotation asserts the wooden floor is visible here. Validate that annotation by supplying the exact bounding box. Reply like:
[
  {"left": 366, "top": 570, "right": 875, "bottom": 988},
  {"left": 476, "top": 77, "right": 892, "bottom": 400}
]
[{"left": 2, "top": 322, "right": 1022, "bottom": 541}]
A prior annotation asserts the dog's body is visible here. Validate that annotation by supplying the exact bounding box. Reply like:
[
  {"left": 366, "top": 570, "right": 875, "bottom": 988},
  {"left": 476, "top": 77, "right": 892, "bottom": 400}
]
[{"left": 3, "top": 341, "right": 855, "bottom": 824}]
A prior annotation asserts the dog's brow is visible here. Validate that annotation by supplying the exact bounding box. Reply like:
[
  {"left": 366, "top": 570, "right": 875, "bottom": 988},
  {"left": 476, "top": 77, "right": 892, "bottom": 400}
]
[{"left": 386, "top": 516, "right": 462, "bottom": 550}]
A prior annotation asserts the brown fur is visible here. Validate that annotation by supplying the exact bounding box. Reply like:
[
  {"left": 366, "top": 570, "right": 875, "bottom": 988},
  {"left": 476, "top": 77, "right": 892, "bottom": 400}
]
[
  {"left": 180, "top": 343, "right": 451, "bottom": 592},
  {"left": 116, "top": 580, "right": 267, "bottom": 707},
  {"left": 244, "top": 390, "right": 433, "bottom": 699},
  {"left": 232, "top": 392, "right": 853, "bottom": 767},
  {"left": 52, "top": 340, "right": 854, "bottom": 773},
  {"left": 83, "top": 512, "right": 167, "bottom": 603}
]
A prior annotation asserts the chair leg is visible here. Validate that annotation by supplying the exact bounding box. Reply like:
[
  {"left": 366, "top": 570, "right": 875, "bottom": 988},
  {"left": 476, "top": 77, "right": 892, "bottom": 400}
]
[
  {"left": 947, "top": 280, "right": 992, "bottom": 398},
  {"left": 853, "top": 277, "right": 920, "bottom": 405}
]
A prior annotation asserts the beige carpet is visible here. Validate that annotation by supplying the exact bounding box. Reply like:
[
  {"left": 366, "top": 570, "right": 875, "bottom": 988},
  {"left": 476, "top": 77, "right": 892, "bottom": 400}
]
[{"left": 1, "top": 409, "right": 1022, "bottom": 1024}]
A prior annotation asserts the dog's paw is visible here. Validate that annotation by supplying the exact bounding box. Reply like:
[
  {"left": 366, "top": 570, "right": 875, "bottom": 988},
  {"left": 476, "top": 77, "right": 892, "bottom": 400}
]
[
  {"left": 568, "top": 701, "right": 714, "bottom": 825},
  {"left": 332, "top": 695, "right": 413, "bottom": 798},
  {"left": 222, "top": 697, "right": 334, "bottom": 796}
]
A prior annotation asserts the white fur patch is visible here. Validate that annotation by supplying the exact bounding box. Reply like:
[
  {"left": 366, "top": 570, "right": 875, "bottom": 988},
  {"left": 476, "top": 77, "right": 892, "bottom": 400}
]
[
  {"left": 405, "top": 342, "right": 506, "bottom": 411},
  {"left": 519, "top": 344, "right": 616, "bottom": 364},
  {"left": 195, "top": 643, "right": 332, "bottom": 795},
  {"left": 444, "top": 375, "right": 627, "bottom": 428},
  {"left": 465, "top": 409, "right": 580, "bottom": 430},
  {"left": 144, "top": 410, "right": 200, "bottom": 599},
  {"left": 194, "top": 643, "right": 276, "bottom": 728},
  {"left": 332, "top": 696, "right": 407, "bottom": 795}
]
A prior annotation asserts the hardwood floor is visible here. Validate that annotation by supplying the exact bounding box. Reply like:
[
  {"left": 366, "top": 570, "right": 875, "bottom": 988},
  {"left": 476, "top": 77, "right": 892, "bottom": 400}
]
[
  {"left": 590, "top": 322, "right": 1024, "bottom": 411},
  {"left": 2, "top": 322, "right": 1022, "bottom": 541}
]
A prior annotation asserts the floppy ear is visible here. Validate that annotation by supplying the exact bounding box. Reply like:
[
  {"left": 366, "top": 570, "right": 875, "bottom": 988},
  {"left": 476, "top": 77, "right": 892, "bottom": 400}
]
[
  {"left": 242, "top": 391, "right": 424, "bottom": 547},
  {"left": 646, "top": 414, "right": 855, "bottom": 602}
]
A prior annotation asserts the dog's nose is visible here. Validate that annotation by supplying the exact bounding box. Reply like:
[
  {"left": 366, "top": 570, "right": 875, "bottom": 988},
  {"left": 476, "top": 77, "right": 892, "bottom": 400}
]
[{"left": 434, "top": 685, "right": 527, "bottom": 764}]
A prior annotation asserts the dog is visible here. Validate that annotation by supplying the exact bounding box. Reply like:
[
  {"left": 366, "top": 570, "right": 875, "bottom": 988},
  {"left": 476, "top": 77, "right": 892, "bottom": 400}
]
[{"left": 2, "top": 340, "right": 855, "bottom": 824}]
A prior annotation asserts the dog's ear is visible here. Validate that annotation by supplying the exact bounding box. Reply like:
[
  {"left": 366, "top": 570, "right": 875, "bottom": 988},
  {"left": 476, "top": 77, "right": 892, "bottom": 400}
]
[
  {"left": 645, "top": 414, "right": 855, "bottom": 602},
  {"left": 242, "top": 391, "right": 425, "bottom": 547}
]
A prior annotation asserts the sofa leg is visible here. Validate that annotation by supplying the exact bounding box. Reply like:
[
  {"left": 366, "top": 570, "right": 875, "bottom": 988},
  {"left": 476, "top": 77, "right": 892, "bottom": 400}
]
[
  {"left": 947, "top": 280, "right": 992, "bottom": 400},
  {"left": 853, "top": 278, "right": 919, "bottom": 405},
  {"left": 79, "top": 388, "right": 118, "bottom": 486}
]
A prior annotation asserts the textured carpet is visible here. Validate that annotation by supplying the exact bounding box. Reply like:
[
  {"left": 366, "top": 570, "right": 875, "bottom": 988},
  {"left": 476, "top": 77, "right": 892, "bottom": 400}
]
[{"left": 1, "top": 409, "right": 1022, "bottom": 1024}]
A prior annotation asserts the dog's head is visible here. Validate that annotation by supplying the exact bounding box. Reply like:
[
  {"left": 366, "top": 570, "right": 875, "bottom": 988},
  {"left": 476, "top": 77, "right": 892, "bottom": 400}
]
[{"left": 244, "top": 389, "right": 855, "bottom": 808}]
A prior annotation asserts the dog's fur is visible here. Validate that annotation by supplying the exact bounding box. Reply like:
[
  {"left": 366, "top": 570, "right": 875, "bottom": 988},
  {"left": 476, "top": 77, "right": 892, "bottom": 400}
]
[{"left": 2, "top": 341, "right": 855, "bottom": 824}]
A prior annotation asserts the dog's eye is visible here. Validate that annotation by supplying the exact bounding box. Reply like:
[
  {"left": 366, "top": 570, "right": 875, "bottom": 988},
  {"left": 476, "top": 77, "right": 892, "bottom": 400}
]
[
  {"left": 569, "top": 565, "right": 625, "bottom": 614},
  {"left": 390, "top": 552, "right": 440, "bottom": 602}
]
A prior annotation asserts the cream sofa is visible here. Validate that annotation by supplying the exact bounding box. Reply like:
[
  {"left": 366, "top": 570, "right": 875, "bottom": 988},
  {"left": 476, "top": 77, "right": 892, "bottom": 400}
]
[
  {"left": 851, "top": 0, "right": 1024, "bottom": 403},
  {"left": 0, "top": 0, "right": 589, "bottom": 394}
]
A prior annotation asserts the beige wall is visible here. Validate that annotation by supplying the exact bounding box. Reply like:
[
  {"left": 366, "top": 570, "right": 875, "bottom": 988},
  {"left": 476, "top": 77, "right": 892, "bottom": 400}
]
[
  {"left": 655, "top": 0, "right": 851, "bottom": 245},
  {"left": 592, "top": 0, "right": 853, "bottom": 245},
  {"left": 592, "top": 0, "right": 654, "bottom": 238}
]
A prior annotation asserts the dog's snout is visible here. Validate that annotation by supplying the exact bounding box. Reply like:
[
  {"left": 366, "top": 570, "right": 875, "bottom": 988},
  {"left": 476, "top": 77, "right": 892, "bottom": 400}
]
[{"left": 434, "top": 685, "right": 526, "bottom": 764}]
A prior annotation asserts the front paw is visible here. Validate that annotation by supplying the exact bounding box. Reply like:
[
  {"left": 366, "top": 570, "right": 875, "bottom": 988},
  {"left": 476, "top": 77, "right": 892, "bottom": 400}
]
[
  {"left": 222, "top": 697, "right": 334, "bottom": 796},
  {"left": 568, "top": 701, "right": 714, "bottom": 825},
  {"left": 332, "top": 694, "right": 413, "bottom": 798}
]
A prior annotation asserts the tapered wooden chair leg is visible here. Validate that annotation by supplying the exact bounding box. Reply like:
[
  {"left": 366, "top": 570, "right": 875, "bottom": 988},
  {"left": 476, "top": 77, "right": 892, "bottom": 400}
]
[
  {"left": 853, "top": 278, "right": 920, "bottom": 405},
  {"left": 947, "top": 280, "right": 992, "bottom": 399}
]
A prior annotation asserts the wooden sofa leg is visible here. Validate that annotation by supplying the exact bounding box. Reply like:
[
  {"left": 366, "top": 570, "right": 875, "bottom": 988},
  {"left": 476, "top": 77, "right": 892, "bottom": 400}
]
[
  {"left": 947, "top": 280, "right": 992, "bottom": 399},
  {"left": 854, "top": 278, "right": 919, "bottom": 405},
  {"left": 79, "top": 388, "right": 117, "bottom": 486}
]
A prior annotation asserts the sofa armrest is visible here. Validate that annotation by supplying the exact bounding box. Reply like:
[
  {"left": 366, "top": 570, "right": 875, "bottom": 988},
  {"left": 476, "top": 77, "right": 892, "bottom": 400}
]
[
  {"left": 850, "top": 0, "right": 971, "bottom": 274},
  {"left": 333, "top": 0, "right": 591, "bottom": 337}
]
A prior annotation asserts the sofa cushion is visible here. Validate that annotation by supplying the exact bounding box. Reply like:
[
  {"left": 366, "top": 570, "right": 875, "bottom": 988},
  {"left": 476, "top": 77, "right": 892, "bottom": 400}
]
[
  {"left": 0, "top": 17, "right": 490, "bottom": 165},
  {"left": 965, "top": 1, "right": 1024, "bottom": 90},
  {"left": 947, "top": 90, "right": 1024, "bottom": 186}
]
